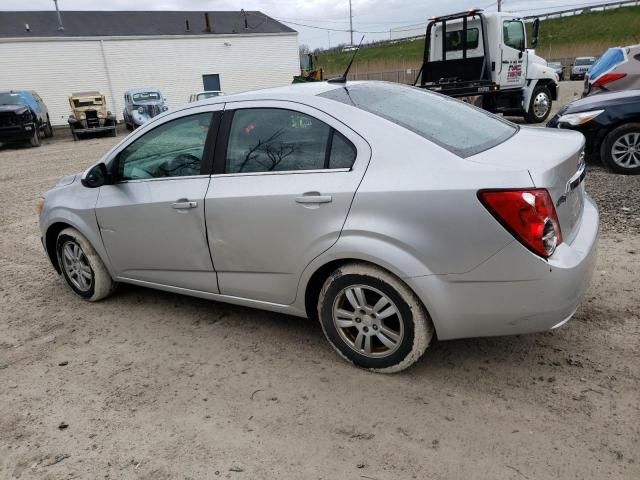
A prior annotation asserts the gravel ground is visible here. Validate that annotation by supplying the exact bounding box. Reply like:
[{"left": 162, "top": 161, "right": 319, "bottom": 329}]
[{"left": 1, "top": 90, "right": 639, "bottom": 479}]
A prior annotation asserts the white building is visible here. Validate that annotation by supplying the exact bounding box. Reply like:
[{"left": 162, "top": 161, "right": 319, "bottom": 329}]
[{"left": 0, "top": 10, "right": 299, "bottom": 125}]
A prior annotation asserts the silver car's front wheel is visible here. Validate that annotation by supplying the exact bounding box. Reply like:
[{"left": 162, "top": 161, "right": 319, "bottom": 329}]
[
  {"left": 56, "top": 228, "right": 116, "bottom": 301},
  {"left": 318, "top": 263, "right": 434, "bottom": 373},
  {"left": 61, "top": 240, "right": 93, "bottom": 292}
]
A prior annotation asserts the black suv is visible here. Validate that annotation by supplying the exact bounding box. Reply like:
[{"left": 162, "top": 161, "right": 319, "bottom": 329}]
[{"left": 0, "top": 90, "right": 53, "bottom": 147}]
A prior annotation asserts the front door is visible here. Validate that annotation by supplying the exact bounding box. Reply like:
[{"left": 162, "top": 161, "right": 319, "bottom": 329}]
[
  {"left": 96, "top": 106, "right": 220, "bottom": 292},
  {"left": 205, "top": 101, "right": 371, "bottom": 304},
  {"left": 499, "top": 19, "right": 527, "bottom": 89}
]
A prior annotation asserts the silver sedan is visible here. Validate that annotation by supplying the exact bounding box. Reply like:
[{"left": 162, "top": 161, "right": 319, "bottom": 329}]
[{"left": 38, "top": 81, "right": 599, "bottom": 372}]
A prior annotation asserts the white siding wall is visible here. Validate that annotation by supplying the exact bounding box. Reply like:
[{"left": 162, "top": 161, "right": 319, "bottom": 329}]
[{"left": 0, "top": 33, "right": 299, "bottom": 125}]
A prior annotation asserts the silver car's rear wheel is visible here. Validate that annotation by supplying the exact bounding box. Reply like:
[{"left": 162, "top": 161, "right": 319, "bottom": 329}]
[
  {"left": 332, "top": 285, "right": 404, "bottom": 358},
  {"left": 318, "top": 263, "right": 434, "bottom": 373},
  {"left": 55, "top": 227, "right": 117, "bottom": 301}
]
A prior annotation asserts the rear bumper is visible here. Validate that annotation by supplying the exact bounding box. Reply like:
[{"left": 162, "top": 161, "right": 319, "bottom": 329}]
[{"left": 407, "top": 194, "right": 599, "bottom": 340}]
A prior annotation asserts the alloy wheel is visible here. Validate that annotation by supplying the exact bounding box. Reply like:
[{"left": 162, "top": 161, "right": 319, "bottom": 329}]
[
  {"left": 611, "top": 132, "right": 640, "bottom": 169},
  {"left": 61, "top": 240, "right": 93, "bottom": 292},
  {"left": 332, "top": 285, "right": 404, "bottom": 358}
]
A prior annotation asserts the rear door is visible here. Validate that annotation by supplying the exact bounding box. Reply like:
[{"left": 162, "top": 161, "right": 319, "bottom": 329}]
[
  {"left": 500, "top": 19, "right": 527, "bottom": 89},
  {"left": 205, "top": 100, "right": 371, "bottom": 304}
]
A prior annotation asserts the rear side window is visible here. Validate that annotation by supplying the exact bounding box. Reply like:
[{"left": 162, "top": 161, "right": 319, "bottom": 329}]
[
  {"left": 319, "top": 83, "right": 516, "bottom": 158},
  {"left": 225, "top": 108, "right": 357, "bottom": 173},
  {"left": 330, "top": 131, "right": 357, "bottom": 169}
]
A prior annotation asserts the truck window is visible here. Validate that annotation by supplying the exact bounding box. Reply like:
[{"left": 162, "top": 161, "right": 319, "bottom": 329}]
[
  {"left": 445, "top": 29, "right": 479, "bottom": 52},
  {"left": 503, "top": 21, "right": 524, "bottom": 50}
]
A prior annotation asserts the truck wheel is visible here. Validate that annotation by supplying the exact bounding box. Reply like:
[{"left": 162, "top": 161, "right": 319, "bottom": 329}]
[
  {"left": 524, "top": 85, "right": 552, "bottom": 123},
  {"left": 44, "top": 118, "right": 54, "bottom": 138},
  {"left": 600, "top": 123, "right": 640, "bottom": 175},
  {"left": 317, "top": 262, "right": 434, "bottom": 373},
  {"left": 29, "top": 128, "right": 41, "bottom": 147}
]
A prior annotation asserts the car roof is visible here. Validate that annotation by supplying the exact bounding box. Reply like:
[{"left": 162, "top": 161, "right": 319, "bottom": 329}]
[{"left": 185, "top": 81, "right": 370, "bottom": 109}]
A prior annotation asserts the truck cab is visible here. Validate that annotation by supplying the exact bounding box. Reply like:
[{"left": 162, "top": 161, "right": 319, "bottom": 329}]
[{"left": 418, "top": 9, "right": 559, "bottom": 123}]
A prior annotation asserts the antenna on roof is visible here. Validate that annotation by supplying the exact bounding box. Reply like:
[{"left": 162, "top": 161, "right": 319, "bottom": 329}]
[
  {"left": 53, "top": 0, "right": 64, "bottom": 31},
  {"left": 328, "top": 35, "right": 365, "bottom": 84}
]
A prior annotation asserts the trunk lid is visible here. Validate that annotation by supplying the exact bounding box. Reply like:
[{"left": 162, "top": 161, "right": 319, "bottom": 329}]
[{"left": 468, "top": 127, "right": 586, "bottom": 245}]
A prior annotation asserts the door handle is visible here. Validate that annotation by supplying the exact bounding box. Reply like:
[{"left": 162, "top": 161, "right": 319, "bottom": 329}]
[
  {"left": 172, "top": 200, "right": 197, "bottom": 210},
  {"left": 295, "top": 194, "right": 332, "bottom": 204},
  {"left": 502, "top": 60, "right": 510, "bottom": 64}
]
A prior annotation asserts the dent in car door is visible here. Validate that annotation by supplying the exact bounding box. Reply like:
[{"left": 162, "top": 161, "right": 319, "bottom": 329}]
[
  {"left": 95, "top": 106, "right": 221, "bottom": 292},
  {"left": 205, "top": 101, "right": 371, "bottom": 304}
]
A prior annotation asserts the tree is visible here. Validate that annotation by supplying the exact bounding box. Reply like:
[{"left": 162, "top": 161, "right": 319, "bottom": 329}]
[{"left": 299, "top": 44, "right": 311, "bottom": 55}]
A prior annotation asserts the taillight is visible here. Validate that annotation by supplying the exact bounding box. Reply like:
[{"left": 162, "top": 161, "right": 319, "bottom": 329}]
[
  {"left": 592, "top": 73, "right": 626, "bottom": 89},
  {"left": 478, "top": 189, "right": 563, "bottom": 258}
]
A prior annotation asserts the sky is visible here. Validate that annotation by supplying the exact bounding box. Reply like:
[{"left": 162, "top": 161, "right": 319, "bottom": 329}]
[{"left": 1, "top": 0, "right": 628, "bottom": 48}]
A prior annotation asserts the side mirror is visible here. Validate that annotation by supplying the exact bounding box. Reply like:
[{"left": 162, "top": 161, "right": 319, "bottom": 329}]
[
  {"left": 81, "top": 163, "right": 109, "bottom": 188},
  {"left": 532, "top": 18, "right": 540, "bottom": 48}
]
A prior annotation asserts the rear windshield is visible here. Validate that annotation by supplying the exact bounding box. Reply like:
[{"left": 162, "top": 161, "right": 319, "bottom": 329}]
[
  {"left": 589, "top": 48, "right": 625, "bottom": 79},
  {"left": 319, "top": 83, "right": 516, "bottom": 157}
]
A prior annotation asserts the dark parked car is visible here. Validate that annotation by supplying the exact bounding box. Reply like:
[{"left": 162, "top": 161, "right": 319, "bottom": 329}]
[
  {"left": 547, "top": 89, "right": 640, "bottom": 174},
  {"left": 0, "top": 90, "right": 53, "bottom": 147},
  {"left": 548, "top": 61, "right": 564, "bottom": 81}
]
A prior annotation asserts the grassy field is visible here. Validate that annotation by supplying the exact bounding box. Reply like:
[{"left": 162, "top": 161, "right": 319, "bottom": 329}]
[{"left": 316, "top": 5, "right": 640, "bottom": 75}]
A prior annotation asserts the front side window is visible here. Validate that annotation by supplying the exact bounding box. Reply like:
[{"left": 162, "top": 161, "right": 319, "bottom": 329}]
[
  {"left": 117, "top": 112, "right": 212, "bottom": 180},
  {"left": 225, "top": 108, "right": 332, "bottom": 173},
  {"left": 445, "top": 28, "right": 479, "bottom": 52},
  {"left": 503, "top": 20, "right": 525, "bottom": 50},
  {"left": 320, "top": 83, "right": 516, "bottom": 158}
]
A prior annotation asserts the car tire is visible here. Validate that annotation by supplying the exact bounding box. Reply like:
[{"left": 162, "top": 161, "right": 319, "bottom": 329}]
[
  {"left": 317, "top": 262, "right": 434, "bottom": 373},
  {"left": 29, "top": 128, "right": 40, "bottom": 147},
  {"left": 44, "top": 118, "right": 54, "bottom": 138},
  {"left": 56, "top": 227, "right": 117, "bottom": 301},
  {"left": 524, "top": 85, "right": 552, "bottom": 124},
  {"left": 600, "top": 123, "right": 640, "bottom": 175}
]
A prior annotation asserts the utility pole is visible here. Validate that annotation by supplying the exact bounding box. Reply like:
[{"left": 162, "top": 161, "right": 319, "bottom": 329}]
[
  {"left": 53, "top": 0, "right": 64, "bottom": 30},
  {"left": 497, "top": 0, "right": 502, "bottom": 12},
  {"left": 349, "top": 0, "right": 354, "bottom": 46}
]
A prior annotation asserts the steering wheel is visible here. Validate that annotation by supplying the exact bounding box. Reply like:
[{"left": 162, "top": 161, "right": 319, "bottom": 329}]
[{"left": 157, "top": 153, "right": 201, "bottom": 177}]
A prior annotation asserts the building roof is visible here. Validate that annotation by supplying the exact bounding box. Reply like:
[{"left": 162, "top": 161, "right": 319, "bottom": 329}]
[{"left": 0, "top": 10, "right": 296, "bottom": 38}]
